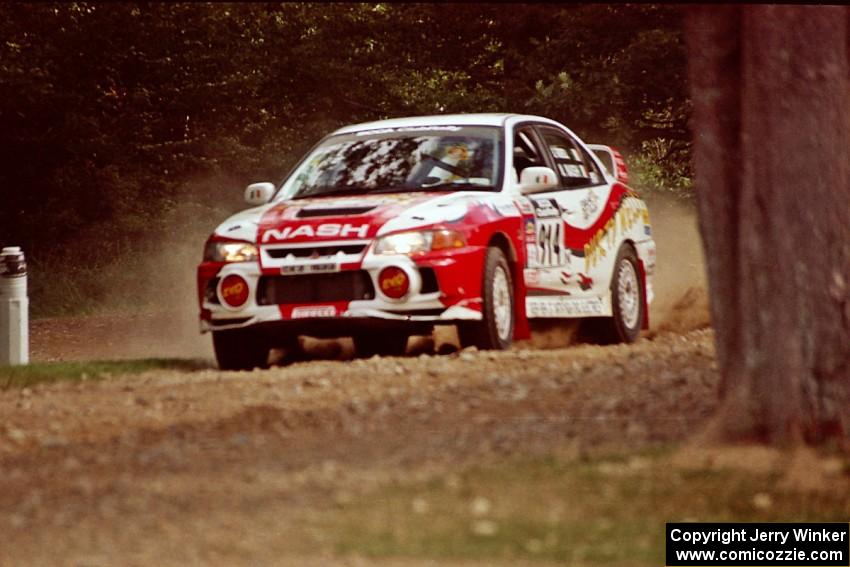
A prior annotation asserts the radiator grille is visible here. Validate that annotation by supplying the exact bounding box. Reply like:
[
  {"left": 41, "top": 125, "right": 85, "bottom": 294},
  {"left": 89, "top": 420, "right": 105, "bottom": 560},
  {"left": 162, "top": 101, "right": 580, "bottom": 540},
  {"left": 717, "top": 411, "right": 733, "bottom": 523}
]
[
  {"left": 265, "top": 243, "right": 367, "bottom": 259},
  {"left": 256, "top": 271, "right": 375, "bottom": 305}
]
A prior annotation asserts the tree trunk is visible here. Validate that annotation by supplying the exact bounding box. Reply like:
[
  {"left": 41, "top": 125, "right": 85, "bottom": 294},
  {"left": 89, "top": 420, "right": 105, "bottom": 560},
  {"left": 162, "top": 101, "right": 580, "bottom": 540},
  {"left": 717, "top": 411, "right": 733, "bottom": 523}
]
[{"left": 685, "top": 6, "right": 850, "bottom": 443}]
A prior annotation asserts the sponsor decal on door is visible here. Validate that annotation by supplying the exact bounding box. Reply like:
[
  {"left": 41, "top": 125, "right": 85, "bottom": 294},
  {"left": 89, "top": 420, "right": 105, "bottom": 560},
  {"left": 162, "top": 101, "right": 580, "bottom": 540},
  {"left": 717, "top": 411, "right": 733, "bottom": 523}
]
[{"left": 530, "top": 198, "right": 568, "bottom": 269}]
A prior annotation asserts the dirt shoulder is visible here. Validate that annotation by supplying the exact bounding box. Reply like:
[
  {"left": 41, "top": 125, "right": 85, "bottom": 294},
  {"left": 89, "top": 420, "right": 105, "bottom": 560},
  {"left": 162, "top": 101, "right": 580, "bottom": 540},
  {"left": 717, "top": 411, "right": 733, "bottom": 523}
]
[
  {"left": 0, "top": 327, "right": 717, "bottom": 566},
  {"left": 30, "top": 310, "right": 212, "bottom": 362}
]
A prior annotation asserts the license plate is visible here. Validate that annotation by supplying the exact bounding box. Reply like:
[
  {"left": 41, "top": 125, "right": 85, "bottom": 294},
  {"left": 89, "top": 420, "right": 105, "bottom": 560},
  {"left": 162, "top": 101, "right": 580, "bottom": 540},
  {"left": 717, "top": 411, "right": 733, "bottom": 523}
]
[{"left": 280, "top": 263, "right": 338, "bottom": 275}]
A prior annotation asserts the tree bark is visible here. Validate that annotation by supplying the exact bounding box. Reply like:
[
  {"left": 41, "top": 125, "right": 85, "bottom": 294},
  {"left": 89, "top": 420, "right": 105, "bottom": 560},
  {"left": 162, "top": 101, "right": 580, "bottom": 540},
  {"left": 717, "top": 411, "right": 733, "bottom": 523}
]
[{"left": 685, "top": 6, "right": 850, "bottom": 443}]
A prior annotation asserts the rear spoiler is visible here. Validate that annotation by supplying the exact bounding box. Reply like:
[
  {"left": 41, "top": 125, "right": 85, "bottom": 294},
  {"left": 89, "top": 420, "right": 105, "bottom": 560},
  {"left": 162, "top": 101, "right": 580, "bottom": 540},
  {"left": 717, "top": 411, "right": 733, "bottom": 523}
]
[{"left": 587, "top": 144, "right": 629, "bottom": 185}]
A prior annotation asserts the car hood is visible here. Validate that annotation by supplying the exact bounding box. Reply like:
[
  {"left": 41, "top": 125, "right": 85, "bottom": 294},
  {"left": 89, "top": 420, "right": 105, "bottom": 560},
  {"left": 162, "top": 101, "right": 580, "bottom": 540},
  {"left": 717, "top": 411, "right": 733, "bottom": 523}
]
[{"left": 212, "top": 191, "right": 481, "bottom": 244}]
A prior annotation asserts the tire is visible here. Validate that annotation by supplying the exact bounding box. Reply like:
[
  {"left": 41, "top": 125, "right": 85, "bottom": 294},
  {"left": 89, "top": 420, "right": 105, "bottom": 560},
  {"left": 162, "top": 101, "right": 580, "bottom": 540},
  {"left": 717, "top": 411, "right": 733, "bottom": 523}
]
[
  {"left": 591, "top": 244, "right": 644, "bottom": 344},
  {"left": 353, "top": 332, "right": 409, "bottom": 358},
  {"left": 458, "top": 247, "right": 514, "bottom": 350},
  {"left": 212, "top": 328, "right": 270, "bottom": 370}
]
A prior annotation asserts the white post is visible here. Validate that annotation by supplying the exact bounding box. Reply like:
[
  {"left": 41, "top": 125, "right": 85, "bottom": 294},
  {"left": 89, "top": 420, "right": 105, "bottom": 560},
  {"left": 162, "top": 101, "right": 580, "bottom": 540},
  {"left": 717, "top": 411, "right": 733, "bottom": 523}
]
[{"left": 0, "top": 247, "right": 28, "bottom": 365}]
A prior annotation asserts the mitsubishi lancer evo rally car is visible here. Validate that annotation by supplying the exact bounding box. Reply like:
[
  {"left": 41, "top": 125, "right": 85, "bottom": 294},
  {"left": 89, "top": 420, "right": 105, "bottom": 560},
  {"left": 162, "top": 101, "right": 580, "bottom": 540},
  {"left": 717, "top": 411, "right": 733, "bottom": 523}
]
[{"left": 197, "top": 113, "right": 656, "bottom": 370}]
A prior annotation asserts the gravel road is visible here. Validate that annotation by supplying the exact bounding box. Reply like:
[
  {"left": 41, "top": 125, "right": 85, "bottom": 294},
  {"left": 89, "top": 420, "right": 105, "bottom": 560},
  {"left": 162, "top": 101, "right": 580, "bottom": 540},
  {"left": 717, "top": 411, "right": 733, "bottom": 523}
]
[
  {"left": 2, "top": 314, "right": 716, "bottom": 566},
  {"left": 0, "top": 190, "right": 718, "bottom": 565}
]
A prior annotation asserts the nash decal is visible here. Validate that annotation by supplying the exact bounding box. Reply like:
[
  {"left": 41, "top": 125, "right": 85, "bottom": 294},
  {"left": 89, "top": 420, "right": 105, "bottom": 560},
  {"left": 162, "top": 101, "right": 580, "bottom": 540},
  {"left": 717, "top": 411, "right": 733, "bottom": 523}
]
[{"left": 262, "top": 223, "right": 369, "bottom": 242}]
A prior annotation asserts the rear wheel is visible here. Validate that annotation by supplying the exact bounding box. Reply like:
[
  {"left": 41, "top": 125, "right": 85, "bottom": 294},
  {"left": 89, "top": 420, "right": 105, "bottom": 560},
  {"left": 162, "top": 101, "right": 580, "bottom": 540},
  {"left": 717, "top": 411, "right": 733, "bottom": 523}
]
[
  {"left": 212, "top": 328, "right": 270, "bottom": 370},
  {"left": 590, "top": 244, "right": 644, "bottom": 344},
  {"left": 353, "top": 332, "right": 409, "bottom": 357},
  {"left": 458, "top": 247, "right": 514, "bottom": 350}
]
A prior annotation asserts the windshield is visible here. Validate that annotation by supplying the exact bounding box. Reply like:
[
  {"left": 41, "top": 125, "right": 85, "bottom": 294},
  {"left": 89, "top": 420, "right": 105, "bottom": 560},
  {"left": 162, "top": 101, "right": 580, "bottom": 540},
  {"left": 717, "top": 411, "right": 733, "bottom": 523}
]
[{"left": 277, "top": 125, "right": 502, "bottom": 200}]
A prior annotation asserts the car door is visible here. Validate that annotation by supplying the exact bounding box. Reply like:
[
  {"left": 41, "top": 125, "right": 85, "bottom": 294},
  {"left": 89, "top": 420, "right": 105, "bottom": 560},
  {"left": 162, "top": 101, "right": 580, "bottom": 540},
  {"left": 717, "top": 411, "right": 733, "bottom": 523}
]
[
  {"left": 533, "top": 125, "right": 612, "bottom": 298},
  {"left": 512, "top": 124, "right": 572, "bottom": 298}
]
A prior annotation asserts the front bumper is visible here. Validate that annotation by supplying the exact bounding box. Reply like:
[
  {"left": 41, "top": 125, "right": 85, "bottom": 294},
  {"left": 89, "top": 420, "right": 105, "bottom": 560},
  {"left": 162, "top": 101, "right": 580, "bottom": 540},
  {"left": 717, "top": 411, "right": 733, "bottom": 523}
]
[{"left": 197, "top": 245, "right": 486, "bottom": 333}]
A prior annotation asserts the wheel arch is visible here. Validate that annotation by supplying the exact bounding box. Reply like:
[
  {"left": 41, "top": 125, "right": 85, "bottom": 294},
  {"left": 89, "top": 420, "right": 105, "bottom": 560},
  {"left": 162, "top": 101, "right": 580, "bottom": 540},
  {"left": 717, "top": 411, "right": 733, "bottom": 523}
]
[
  {"left": 615, "top": 238, "right": 649, "bottom": 330},
  {"left": 485, "top": 230, "right": 530, "bottom": 340},
  {"left": 486, "top": 231, "right": 517, "bottom": 264}
]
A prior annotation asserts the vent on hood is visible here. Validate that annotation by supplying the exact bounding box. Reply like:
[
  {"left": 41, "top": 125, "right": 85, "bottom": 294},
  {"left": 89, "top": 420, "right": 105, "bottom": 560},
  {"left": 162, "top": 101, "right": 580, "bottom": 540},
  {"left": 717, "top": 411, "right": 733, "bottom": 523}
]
[{"left": 296, "top": 205, "right": 377, "bottom": 218}]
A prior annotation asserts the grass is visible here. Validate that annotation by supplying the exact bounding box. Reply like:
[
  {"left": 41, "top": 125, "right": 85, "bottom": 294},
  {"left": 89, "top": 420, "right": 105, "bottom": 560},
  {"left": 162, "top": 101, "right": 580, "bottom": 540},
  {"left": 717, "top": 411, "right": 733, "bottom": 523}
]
[
  {"left": 0, "top": 358, "right": 211, "bottom": 389},
  {"left": 312, "top": 449, "right": 850, "bottom": 565}
]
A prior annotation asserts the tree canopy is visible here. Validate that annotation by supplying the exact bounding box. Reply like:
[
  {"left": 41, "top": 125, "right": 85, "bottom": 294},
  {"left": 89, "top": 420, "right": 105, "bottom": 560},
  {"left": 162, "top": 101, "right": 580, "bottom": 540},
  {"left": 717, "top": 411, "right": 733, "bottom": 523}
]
[{"left": 0, "top": 3, "right": 688, "bottom": 312}]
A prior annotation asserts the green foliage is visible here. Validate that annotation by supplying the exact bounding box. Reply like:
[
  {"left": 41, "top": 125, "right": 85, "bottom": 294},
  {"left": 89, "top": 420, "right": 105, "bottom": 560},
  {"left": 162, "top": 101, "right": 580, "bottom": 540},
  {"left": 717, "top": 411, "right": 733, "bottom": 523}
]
[
  {"left": 628, "top": 148, "right": 693, "bottom": 199},
  {"left": 0, "top": 3, "right": 691, "bottom": 316},
  {"left": 0, "top": 358, "right": 210, "bottom": 389}
]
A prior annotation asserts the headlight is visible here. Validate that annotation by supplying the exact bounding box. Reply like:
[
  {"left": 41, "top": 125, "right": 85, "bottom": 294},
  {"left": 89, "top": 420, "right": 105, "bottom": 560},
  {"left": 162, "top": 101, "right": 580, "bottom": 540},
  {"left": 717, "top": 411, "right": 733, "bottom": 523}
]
[
  {"left": 373, "top": 230, "right": 466, "bottom": 255},
  {"left": 204, "top": 241, "right": 259, "bottom": 262}
]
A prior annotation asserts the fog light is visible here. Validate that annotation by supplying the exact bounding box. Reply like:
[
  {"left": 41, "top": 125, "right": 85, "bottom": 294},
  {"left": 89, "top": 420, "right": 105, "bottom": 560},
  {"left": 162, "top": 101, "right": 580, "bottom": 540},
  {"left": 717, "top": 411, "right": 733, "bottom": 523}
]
[
  {"left": 378, "top": 266, "right": 410, "bottom": 299},
  {"left": 219, "top": 274, "right": 250, "bottom": 308}
]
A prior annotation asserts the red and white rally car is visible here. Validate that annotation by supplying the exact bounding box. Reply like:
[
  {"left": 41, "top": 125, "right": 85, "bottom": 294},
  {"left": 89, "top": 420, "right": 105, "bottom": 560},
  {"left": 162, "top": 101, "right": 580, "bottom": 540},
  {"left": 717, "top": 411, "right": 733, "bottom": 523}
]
[{"left": 197, "top": 114, "right": 656, "bottom": 369}]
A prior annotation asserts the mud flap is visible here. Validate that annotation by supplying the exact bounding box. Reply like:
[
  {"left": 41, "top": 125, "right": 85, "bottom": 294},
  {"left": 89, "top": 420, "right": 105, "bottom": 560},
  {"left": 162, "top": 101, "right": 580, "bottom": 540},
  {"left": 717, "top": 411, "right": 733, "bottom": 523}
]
[
  {"left": 638, "top": 258, "right": 649, "bottom": 330},
  {"left": 513, "top": 260, "right": 531, "bottom": 340}
]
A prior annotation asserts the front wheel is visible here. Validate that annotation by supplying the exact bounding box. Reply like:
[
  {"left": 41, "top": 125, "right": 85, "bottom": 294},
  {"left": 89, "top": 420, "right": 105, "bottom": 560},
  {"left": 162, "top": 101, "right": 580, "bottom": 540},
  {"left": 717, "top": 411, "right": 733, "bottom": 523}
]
[
  {"left": 458, "top": 247, "right": 514, "bottom": 350},
  {"left": 591, "top": 245, "right": 645, "bottom": 344},
  {"left": 212, "top": 328, "right": 270, "bottom": 370}
]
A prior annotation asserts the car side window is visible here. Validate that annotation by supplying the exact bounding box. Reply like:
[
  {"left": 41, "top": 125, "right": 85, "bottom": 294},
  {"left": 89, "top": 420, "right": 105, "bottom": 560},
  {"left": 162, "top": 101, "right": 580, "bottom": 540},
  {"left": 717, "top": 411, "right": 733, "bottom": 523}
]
[
  {"left": 537, "top": 127, "right": 604, "bottom": 189},
  {"left": 591, "top": 148, "right": 615, "bottom": 178},
  {"left": 577, "top": 145, "right": 606, "bottom": 185},
  {"left": 512, "top": 126, "right": 546, "bottom": 179}
]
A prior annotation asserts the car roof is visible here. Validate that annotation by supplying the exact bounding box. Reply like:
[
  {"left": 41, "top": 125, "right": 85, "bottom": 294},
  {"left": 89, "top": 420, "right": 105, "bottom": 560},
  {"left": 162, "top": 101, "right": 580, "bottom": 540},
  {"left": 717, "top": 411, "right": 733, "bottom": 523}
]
[{"left": 332, "top": 113, "right": 557, "bottom": 135}]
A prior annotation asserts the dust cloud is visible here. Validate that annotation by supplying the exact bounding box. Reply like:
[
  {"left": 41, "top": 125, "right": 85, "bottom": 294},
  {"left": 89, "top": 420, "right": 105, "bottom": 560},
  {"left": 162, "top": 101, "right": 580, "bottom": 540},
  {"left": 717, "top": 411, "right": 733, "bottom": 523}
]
[
  {"left": 32, "top": 191, "right": 711, "bottom": 362},
  {"left": 115, "top": 201, "right": 229, "bottom": 360},
  {"left": 31, "top": 195, "right": 233, "bottom": 362},
  {"left": 643, "top": 194, "right": 711, "bottom": 334}
]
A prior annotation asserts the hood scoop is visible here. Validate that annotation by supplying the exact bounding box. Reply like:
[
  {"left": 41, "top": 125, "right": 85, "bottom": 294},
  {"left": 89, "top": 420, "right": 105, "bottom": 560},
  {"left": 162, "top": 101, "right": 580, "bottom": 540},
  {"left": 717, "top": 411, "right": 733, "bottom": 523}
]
[{"left": 296, "top": 205, "right": 377, "bottom": 218}]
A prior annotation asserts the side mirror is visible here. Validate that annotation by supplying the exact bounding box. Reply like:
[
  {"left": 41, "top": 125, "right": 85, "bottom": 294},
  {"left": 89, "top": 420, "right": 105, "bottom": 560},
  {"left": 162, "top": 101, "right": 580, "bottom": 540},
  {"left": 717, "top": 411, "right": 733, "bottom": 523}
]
[
  {"left": 244, "top": 182, "right": 275, "bottom": 205},
  {"left": 518, "top": 167, "right": 558, "bottom": 194}
]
